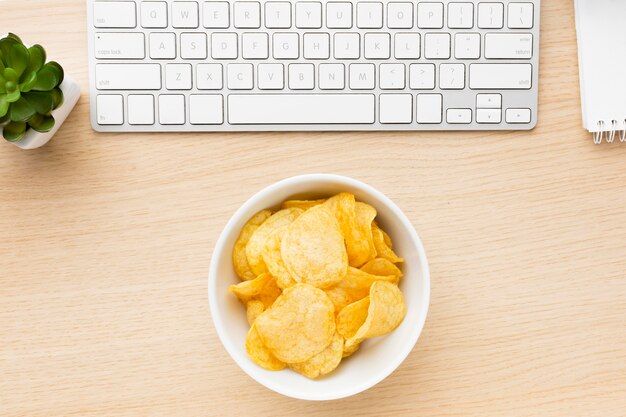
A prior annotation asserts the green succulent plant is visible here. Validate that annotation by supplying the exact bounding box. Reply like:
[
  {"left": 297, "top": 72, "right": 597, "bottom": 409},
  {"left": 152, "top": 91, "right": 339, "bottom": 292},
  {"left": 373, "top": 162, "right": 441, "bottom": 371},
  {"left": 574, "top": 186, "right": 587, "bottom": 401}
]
[{"left": 0, "top": 33, "right": 64, "bottom": 142}]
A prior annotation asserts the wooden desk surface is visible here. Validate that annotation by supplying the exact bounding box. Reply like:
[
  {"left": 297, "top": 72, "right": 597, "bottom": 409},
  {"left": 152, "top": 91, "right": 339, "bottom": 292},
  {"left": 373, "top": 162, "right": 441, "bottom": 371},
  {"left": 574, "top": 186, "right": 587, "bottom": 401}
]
[{"left": 1, "top": 1, "right": 625, "bottom": 416}]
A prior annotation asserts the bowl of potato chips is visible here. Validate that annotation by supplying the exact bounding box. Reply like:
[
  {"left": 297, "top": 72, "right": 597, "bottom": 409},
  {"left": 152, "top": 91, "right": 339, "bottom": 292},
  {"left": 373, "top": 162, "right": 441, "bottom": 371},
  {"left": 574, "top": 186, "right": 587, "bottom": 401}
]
[{"left": 209, "top": 174, "right": 430, "bottom": 400}]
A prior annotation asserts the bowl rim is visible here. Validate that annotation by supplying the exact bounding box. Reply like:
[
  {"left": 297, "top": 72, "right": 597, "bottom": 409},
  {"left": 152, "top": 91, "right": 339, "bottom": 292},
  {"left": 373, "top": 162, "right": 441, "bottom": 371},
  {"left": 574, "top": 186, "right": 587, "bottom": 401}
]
[{"left": 208, "top": 173, "right": 431, "bottom": 401}]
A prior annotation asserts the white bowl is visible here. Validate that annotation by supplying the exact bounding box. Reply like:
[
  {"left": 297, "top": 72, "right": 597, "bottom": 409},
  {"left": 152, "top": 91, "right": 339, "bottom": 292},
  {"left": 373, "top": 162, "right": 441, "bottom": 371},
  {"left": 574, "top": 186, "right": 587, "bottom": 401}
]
[{"left": 208, "top": 174, "right": 430, "bottom": 401}]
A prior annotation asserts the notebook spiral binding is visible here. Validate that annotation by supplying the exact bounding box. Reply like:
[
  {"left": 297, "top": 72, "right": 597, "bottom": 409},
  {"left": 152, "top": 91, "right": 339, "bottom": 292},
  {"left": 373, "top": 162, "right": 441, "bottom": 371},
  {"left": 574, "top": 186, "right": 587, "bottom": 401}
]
[{"left": 593, "top": 120, "right": 626, "bottom": 144}]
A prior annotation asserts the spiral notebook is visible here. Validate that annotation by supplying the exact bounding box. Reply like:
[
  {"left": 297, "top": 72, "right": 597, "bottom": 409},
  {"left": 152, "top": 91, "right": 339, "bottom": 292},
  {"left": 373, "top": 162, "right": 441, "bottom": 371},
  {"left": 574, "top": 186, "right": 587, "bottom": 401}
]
[{"left": 575, "top": 0, "right": 626, "bottom": 144}]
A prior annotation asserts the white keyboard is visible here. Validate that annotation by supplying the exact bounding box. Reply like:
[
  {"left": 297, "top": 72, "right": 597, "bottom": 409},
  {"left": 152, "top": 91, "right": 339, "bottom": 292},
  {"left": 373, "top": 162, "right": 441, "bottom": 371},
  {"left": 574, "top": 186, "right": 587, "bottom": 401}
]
[{"left": 87, "top": 0, "right": 540, "bottom": 132}]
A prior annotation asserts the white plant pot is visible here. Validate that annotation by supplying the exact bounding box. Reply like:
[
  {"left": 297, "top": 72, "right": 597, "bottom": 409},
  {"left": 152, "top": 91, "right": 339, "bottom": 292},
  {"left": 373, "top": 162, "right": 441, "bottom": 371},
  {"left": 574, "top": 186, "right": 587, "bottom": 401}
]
[{"left": 2, "top": 75, "right": 81, "bottom": 150}]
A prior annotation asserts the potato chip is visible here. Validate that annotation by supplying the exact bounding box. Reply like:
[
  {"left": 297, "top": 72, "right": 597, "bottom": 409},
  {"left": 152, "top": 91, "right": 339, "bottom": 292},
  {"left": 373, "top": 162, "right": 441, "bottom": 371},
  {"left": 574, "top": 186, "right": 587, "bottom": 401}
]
[
  {"left": 246, "top": 208, "right": 303, "bottom": 276},
  {"left": 233, "top": 210, "right": 273, "bottom": 281},
  {"left": 355, "top": 202, "right": 378, "bottom": 262},
  {"left": 380, "top": 226, "right": 393, "bottom": 248},
  {"left": 290, "top": 332, "right": 343, "bottom": 379},
  {"left": 372, "top": 222, "right": 404, "bottom": 264},
  {"left": 228, "top": 272, "right": 282, "bottom": 309},
  {"left": 336, "top": 297, "right": 370, "bottom": 339},
  {"left": 246, "top": 300, "right": 265, "bottom": 326},
  {"left": 281, "top": 199, "right": 326, "bottom": 210},
  {"left": 325, "top": 193, "right": 375, "bottom": 268},
  {"left": 324, "top": 267, "right": 397, "bottom": 313},
  {"left": 361, "top": 258, "right": 403, "bottom": 281},
  {"left": 281, "top": 205, "right": 348, "bottom": 288},
  {"left": 324, "top": 286, "right": 354, "bottom": 313},
  {"left": 345, "top": 281, "right": 406, "bottom": 350},
  {"left": 261, "top": 227, "right": 296, "bottom": 290},
  {"left": 342, "top": 342, "right": 360, "bottom": 358},
  {"left": 255, "top": 284, "right": 335, "bottom": 363},
  {"left": 246, "top": 323, "right": 286, "bottom": 371}
]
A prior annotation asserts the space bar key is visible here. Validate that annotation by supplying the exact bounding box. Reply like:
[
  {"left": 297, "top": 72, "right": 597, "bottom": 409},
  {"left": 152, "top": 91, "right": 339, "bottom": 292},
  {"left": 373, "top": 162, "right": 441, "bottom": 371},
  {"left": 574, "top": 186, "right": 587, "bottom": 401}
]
[{"left": 228, "top": 94, "right": 375, "bottom": 124}]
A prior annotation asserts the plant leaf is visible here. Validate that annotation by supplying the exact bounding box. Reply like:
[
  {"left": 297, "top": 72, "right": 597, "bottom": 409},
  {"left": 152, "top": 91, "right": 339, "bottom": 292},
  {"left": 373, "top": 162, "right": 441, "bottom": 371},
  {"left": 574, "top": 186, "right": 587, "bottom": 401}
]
[
  {"left": 46, "top": 61, "right": 64, "bottom": 85},
  {"left": 5, "top": 86, "right": 21, "bottom": 103},
  {"left": 9, "top": 96, "right": 36, "bottom": 122},
  {"left": 19, "top": 71, "right": 38, "bottom": 92},
  {"left": 32, "top": 63, "right": 61, "bottom": 91},
  {"left": 3, "top": 67, "right": 18, "bottom": 83},
  {"left": 0, "top": 37, "right": 17, "bottom": 66},
  {"left": 7, "top": 42, "right": 29, "bottom": 78},
  {"left": 51, "top": 87, "right": 64, "bottom": 109},
  {"left": 7, "top": 33, "right": 23, "bottom": 44},
  {"left": 25, "top": 45, "right": 46, "bottom": 76},
  {"left": 2, "top": 121, "right": 27, "bottom": 142},
  {"left": 0, "top": 96, "right": 8, "bottom": 118},
  {"left": 27, "top": 113, "right": 55, "bottom": 133},
  {"left": 22, "top": 91, "right": 54, "bottom": 114}
]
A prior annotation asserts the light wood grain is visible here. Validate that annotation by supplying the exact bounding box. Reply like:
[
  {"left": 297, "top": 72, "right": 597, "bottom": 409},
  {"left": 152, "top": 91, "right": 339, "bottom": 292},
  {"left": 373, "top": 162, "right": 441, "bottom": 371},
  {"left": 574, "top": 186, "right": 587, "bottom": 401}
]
[{"left": 1, "top": 1, "right": 625, "bottom": 416}]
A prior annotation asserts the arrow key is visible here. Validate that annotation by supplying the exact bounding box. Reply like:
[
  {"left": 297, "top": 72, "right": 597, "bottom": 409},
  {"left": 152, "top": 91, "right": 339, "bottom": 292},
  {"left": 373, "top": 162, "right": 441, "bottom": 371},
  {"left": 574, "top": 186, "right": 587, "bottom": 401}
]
[{"left": 476, "top": 108, "right": 502, "bottom": 124}]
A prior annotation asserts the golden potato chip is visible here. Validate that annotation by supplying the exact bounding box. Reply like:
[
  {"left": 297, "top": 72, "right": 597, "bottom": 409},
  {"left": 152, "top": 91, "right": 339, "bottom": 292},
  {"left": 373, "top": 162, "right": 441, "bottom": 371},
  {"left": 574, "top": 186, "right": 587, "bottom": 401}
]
[
  {"left": 281, "top": 205, "right": 348, "bottom": 288},
  {"left": 342, "top": 342, "right": 360, "bottom": 358},
  {"left": 355, "top": 202, "right": 378, "bottom": 262},
  {"left": 233, "top": 210, "right": 273, "bottom": 281},
  {"left": 261, "top": 227, "right": 296, "bottom": 290},
  {"left": 340, "top": 267, "right": 398, "bottom": 298},
  {"left": 361, "top": 258, "right": 403, "bottom": 281},
  {"left": 345, "top": 281, "right": 406, "bottom": 350},
  {"left": 372, "top": 222, "right": 404, "bottom": 264},
  {"left": 228, "top": 273, "right": 281, "bottom": 309},
  {"left": 336, "top": 297, "right": 370, "bottom": 339},
  {"left": 246, "top": 300, "right": 265, "bottom": 326},
  {"left": 325, "top": 193, "right": 374, "bottom": 268},
  {"left": 246, "top": 208, "right": 303, "bottom": 276},
  {"left": 290, "top": 332, "right": 343, "bottom": 379},
  {"left": 281, "top": 199, "right": 326, "bottom": 210},
  {"left": 380, "top": 226, "right": 393, "bottom": 248},
  {"left": 246, "top": 323, "right": 286, "bottom": 371},
  {"left": 255, "top": 284, "right": 335, "bottom": 363},
  {"left": 324, "top": 286, "right": 354, "bottom": 313}
]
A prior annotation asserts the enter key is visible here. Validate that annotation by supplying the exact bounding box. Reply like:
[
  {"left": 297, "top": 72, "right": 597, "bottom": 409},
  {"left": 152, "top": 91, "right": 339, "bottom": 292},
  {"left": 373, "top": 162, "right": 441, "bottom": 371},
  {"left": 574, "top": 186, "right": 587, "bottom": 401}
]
[{"left": 485, "top": 33, "right": 533, "bottom": 59}]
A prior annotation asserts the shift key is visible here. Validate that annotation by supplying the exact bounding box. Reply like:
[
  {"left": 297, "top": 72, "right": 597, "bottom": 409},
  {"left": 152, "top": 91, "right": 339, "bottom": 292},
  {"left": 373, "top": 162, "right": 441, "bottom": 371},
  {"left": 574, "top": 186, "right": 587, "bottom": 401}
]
[{"left": 96, "top": 64, "right": 161, "bottom": 90}]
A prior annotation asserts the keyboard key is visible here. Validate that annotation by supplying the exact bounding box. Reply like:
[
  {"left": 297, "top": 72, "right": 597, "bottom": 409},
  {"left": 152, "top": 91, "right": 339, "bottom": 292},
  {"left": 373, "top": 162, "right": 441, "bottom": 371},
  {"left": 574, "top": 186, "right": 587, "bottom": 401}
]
[
  {"left": 476, "top": 108, "right": 501, "bottom": 123},
  {"left": 227, "top": 94, "right": 375, "bottom": 124},
  {"left": 128, "top": 95, "right": 155, "bottom": 125},
  {"left": 476, "top": 94, "right": 501, "bottom": 108},
  {"left": 203, "top": 2, "right": 230, "bottom": 28},
  {"left": 172, "top": 2, "right": 199, "bottom": 28},
  {"left": 166, "top": 63, "right": 192, "bottom": 90},
  {"left": 296, "top": 2, "right": 322, "bottom": 28},
  {"left": 357, "top": 2, "right": 383, "bottom": 29},
  {"left": 234, "top": 2, "right": 261, "bottom": 28},
  {"left": 326, "top": 2, "right": 352, "bottom": 29},
  {"left": 289, "top": 63, "right": 315, "bottom": 89},
  {"left": 417, "top": 2, "right": 444, "bottom": 29},
  {"left": 364, "top": 33, "right": 390, "bottom": 59},
  {"left": 273, "top": 33, "right": 299, "bottom": 59},
  {"left": 190, "top": 94, "right": 224, "bottom": 124},
  {"left": 228, "top": 63, "right": 254, "bottom": 89},
  {"left": 258, "top": 63, "right": 284, "bottom": 89},
  {"left": 440, "top": 63, "right": 465, "bottom": 90},
  {"left": 409, "top": 64, "right": 435, "bottom": 89},
  {"left": 380, "top": 94, "right": 412, "bottom": 123},
  {"left": 95, "top": 64, "right": 162, "bottom": 90},
  {"left": 455, "top": 33, "right": 481, "bottom": 59},
  {"left": 485, "top": 33, "right": 533, "bottom": 59},
  {"left": 469, "top": 64, "right": 532, "bottom": 89},
  {"left": 448, "top": 3, "right": 473, "bottom": 29},
  {"left": 149, "top": 33, "right": 176, "bottom": 59},
  {"left": 506, "top": 108, "right": 531, "bottom": 123},
  {"left": 478, "top": 2, "right": 504, "bottom": 29},
  {"left": 303, "top": 33, "right": 330, "bottom": 59},
  {"left": 93, "top": 2, "right": 136, "bottom": 28},
  {"left": 242, "top": 33, "right": 269, "bottom": 59},
  {"left": 424, "top": 33, "right": 451, "bottom": 59},
  {"left": 197, "top": 63, "right": 223, "bottom": 89},
  {"left": 211, "top": 33, "right": 238, "bottom": 59},
  {"left": 349, "top": 64, "right": 375, "bottom": 89},
  {"left": 416, "top": 94, "right": 442, "bottom": 123},
  {"left": 508, "top": 3, "right": 534, "bottom": 29},
  {"left": 180, "top": 33, "right": 208, "bottom": 59},
  {"left": 96, "top": 94, "right": 124, "bottom": 124},
  {"left": 265, "top": 2, "right": 292, "bottom": 28},
  {"left": 447, "top": 108, "right": 472, "bottom": 124},
  {"left": 319, "top": 63, "right": 345, "bottom": 90},
  {"left": 334, "top": 33, "right": 360, "bottom": 59},
  {"left": 387, "top": 2, "right": 413, "bottom": 29},
  {"left": 141, "top": 2, "right": 168, "bottom": 28},
  {"left": 95, "top": 33, "right": 145, "bottom": 59},
  {"left": 394, "top": 33, "right": 420, "bottom": 59},
  {"left": 159, "top": 95, "right": 186, "bottom": 124},
  {"left": 379, "top": 63, "right": 405, "bottom": 90}
]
